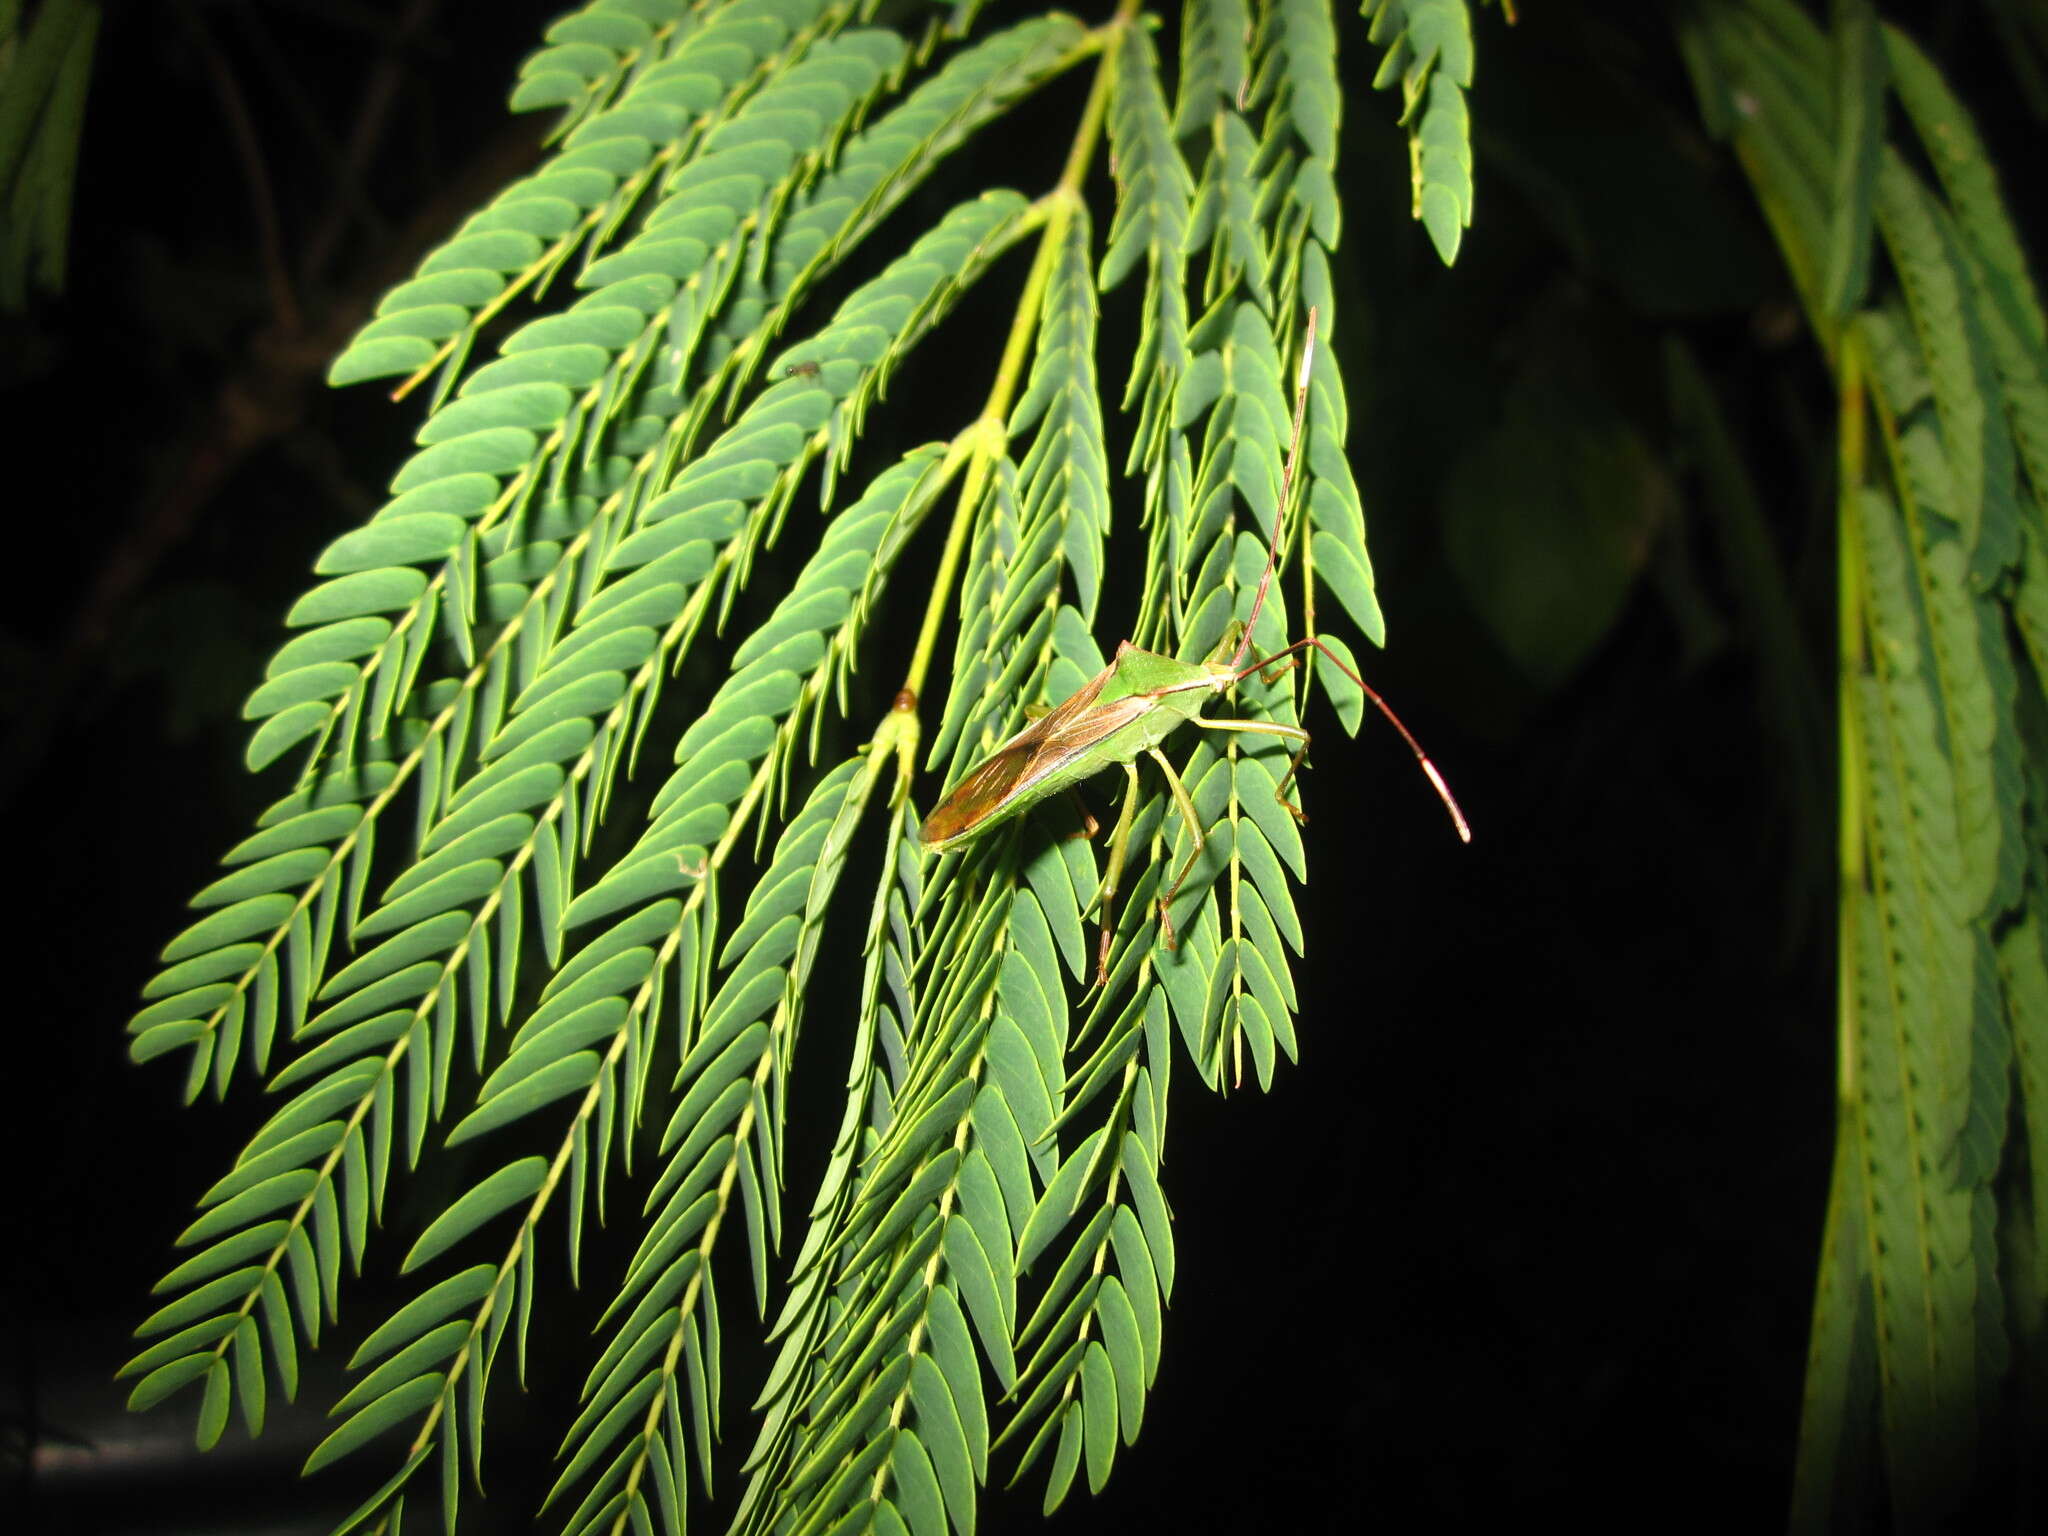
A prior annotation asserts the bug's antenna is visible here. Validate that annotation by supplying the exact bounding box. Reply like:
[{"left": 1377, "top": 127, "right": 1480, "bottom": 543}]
[
  {"left": 1231, "top": 307, "right": 1317, "bottom": 671},
  {"left": 1220, "top": 306, "right": 1474, "bottom": 845},
  {"left": 1228, "top": 633, "right": 1474, "bottom": 843},
  {"left": 1323, "top": 654, "right": 1473, "bottom": 843}
]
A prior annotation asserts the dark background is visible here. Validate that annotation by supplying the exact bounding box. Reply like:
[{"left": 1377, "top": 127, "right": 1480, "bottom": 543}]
[{"left": 4, "top": 0, "right": 2030, "bottom": 1530}]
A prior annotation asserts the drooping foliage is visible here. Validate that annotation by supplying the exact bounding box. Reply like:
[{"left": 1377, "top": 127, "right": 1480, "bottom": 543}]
[
  {"left": 1680, "top": 2, "right": 2048, "bottom": 1527},
  {"left": 116, "top": 2, "right": 1486, "bottom": 1532},
  {"left": 0, "top": 0, "right": 100, "bottom": 308},
  {"left": 107, "top": 1, "right": 2048, "bottom": 1533}
]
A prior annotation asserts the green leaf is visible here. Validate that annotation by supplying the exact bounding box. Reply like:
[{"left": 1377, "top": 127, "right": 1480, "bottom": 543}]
[
  {"left": 1080, "top": 1341, "right": 1115, "bottom": 1492},
  {"left": 1367, "top": 0, "right": 1477, "bottom": 264},
  {"left": 402, "top": 1158, "right": 547, "bottom": 1273},
  {"left": 907, "top": 1353, "right": 975, "bottom": 1535},
  {"left": 134, "top": 1266, "right": 267, "bottom": 1342},
  {"left": 1822, "top": 0, "right": 1885, "bottom": 316},
  {"left": 1041, "top": 1403, "right": 1083, "bottom": 1514},
  {"left": 924, "top": 1284, "right": 988, "bottom": 1481},
  {"left": 1873, "top": 151, "right": 2019, "bottom": 582},
  {"left": 127, "top": 1353, "right": 214, "bottom": 1413},
  {"left": 350, "top": 1265, "right": 496, "bottom": 1369},
  {"left": 889, "top": 1428, "right": 947, "bottom": 1536},
  {"left": 316, "top": 514, "right": 470, "bottom": 576},
  {"left": 286, "top": 568, "right": 430, "bottom": 628},
  {"left": 446, "top": 1051, "right": 602, "bottom": 1146},
  {"left": 154, "top": 1221, "right": 293, "bottom": 1296},
  {"left": 303, "top": 1374, "right": 444, "bottom": 1475},
  {"left": 1015, "top": 1129, "right": 1106, "bottom": 1273},
  {"left": 176, "top": 1170, "right": 318, "bottom": 1250},
  {"left": 1094, "top": 1276, "right": 1145, "bottom": 1444}
]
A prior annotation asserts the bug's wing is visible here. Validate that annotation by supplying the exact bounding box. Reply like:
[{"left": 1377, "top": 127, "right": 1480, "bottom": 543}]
[
  {"left": 1028, "top": 691, "right": 1153, "bottom": 762},
  {"left": 919, "top": 676, "right": 1148, "bottom": 848},
  {"left": 919, "top": 738, "right": 1045, "bottom": 846}
]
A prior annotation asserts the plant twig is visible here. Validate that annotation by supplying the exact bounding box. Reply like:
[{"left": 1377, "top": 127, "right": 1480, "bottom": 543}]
[
  {"left": 176, "top": 0, "right": 299, "bottom": 332},
  {"left": 896, "top": 0, "right": 1137, "bottom": 709},
  {"left": 297, "top": 0, "right": 441, "bottom": 287}
]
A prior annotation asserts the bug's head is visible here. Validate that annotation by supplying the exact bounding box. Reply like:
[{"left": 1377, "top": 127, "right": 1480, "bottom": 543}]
[{"left": 1198, "top": 622, "right": 1247, "bottom": 688}]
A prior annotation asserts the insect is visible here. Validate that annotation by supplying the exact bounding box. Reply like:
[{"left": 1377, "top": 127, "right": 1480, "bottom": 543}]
[
  {"left": 920, "top": 308, "right": 1470, "bottom": 981},
  {"left": 783, "top": 360, "right": 821, "bottom": 379}
]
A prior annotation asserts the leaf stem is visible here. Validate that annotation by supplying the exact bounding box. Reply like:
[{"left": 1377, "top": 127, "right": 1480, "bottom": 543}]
[
  {"left": 895, "top": 0, "right": 1138, "bottom": 711},
  {"left": 1836, "top": 327, "right": 1869, "bottom": 1106}
]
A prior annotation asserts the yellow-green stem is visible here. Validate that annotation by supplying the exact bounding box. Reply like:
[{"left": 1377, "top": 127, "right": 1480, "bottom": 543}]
[
  {"left": 895, "top": 0, "right": 1137, "bottom": 708},
  {"left": 852, "top": 0, "right": 1140, "bottom": 1507}
]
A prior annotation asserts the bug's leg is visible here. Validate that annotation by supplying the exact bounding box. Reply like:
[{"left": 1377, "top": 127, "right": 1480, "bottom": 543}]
[
  {"left": 1273, "top": 741, "right": 1310, "bottom": 814},
  {"left": 1091, "top": 761, "right": 1142, "bottom": 986},
  {"left": 1189, "top": 718, "right": 1312, "bottom": 822},
  {"left": 1257, "top": 652, "right": 1301, "bottom": 687},
  {"left": 1145, "top": 747, "right": 1206, "bottom": 949},
  {"left": 1270, "top": 731, "right": 1311, "bottom": 809},
  {"left": 1066, "top": 789, "right": 1100, "bottom": 841}
]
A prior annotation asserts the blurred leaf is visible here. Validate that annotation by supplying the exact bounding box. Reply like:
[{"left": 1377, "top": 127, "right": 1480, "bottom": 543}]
[
  {"left": 0, "top": 0, "right": 99, "bottom": 308},
  {"left": 1441, "top": 318, "right": 1673, "bottom": 691},
  {"left": 1476, "top": 10, "right": 1780, "bottom": 318}
]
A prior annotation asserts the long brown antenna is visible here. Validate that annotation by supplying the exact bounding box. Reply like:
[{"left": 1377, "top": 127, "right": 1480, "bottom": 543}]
[
  {"left": 1219, "top": 306, "right": 1472, "bottom": 845},
  {"left": 1230, "top": 307, "right": 1317, "bottom": 671},
  {"left": 1228, "top": 633, "right": 1473, "bottom": 843}
]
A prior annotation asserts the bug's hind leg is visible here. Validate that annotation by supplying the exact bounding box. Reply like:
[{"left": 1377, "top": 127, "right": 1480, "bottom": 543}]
[
  {"left": 1145, "top": 748, "right": 1208, "bottom": 953},
  {"left": 1089, "top": 761, "right": 1142, "bottom": 986},
  {"left": 1271, "top": 740, "right": 1311, "bottom": 824},
  {"left": 1256, "top": 652, "right": 1301, "bottom": 687},
  {"left": 1189, "top": 717, "right": 1313, "bottom": 822},
  {"left": 1065, "top": 789, "right": 1100, "bottom": 840}
]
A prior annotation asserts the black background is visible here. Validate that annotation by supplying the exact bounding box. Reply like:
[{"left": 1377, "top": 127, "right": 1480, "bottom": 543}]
[{"left": 5, "top": 0, "right": 2026, "bottom": 1530}]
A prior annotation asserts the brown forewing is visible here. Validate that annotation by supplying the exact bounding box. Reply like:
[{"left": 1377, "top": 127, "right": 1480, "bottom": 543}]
[{"left": 920, "top": 663, "right": 1151, "bottom": 845}]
